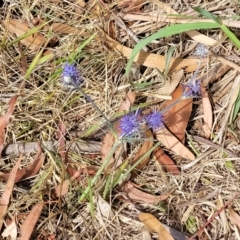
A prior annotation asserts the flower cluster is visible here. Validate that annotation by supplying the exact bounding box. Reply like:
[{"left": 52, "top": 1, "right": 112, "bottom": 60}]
[
  {"left": 59, "top": 62, "right": 204, "bottom": 139},
  {"left": 119, "top": 110, "right": 164, "bottom": 137},
  {"left": 61, "top": 63, "right": 83, "bottom": 89}
]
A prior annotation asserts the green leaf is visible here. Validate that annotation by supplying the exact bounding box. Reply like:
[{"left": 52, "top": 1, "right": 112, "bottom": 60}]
[
  {"left": 164, "top": 46, "right": 176, "bottom": 75},
  {"left": 68, "top": 33, "right": 97, "bottom": 62},
  {"left": 7, "top": 21, "right": 48, "bottom": 47},
  {"left": 232, "top": 90, "right": 240, "bottom": 122},
  {"left": 186, "top": 216, "right": 198, "bottom": 234},
  {"left": 220, "top": 25, "right": 240, "bottom": 50},
  {"left": 25, "top": 47, "right": 45, "bottom": 79},
  {"left": 125, "top": 22, "right": 219, "bottom": 78},
  {"left": 226, "top": 161, "right": 234, "bottom": 170},
  {"left": 132, "top": 81, "right": 156, "bottom": 89}
]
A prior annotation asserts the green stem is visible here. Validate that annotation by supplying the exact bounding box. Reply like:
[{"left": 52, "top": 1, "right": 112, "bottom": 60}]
[
  {"left": 79, "top": 141, "right": 121, "bottom": 202},
  {"left": 115, "top": 142, "right": 161, "bottom": 187}
]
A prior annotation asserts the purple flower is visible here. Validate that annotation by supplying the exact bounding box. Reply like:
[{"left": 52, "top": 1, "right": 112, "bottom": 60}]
[
  {"left": 119, "top": 113, "right": 140, "bottom": 137},
  {"left": 146, "top": 111, "right": 164, "bottom": 131},
  {"left": 183, "top": 80, "right": 201, "bottom": 97},
  {"left": 61, "top": 63, "right": 83, "bottom": 89},
  {"left": 182, "top": 59, "right": 202, "bottom": 98}
]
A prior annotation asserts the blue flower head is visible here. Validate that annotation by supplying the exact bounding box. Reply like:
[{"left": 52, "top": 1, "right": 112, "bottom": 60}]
[
  {"left": 119, "top": 112, "right": 140, "bottom": 137},
  {"left": 146, "top": 111, "right": 164, "bottom": 131},
  {"left": 183, "top": 58, "right": 202, "bottom": 98},
  {"left": 183, "top": 80, "right": 201, "bottom": 98},
  {"left": 61, "top": 63, "right": 83, "bottom": 89}
]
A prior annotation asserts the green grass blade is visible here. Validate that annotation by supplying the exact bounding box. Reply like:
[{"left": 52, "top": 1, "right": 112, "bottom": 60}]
[
  {"left": 38, "top": 52, "right": 54, "bottom": 65},
  {"left": 68, "top": 33, "right": 97, "bottom": 62},
  {"left": 49, "top": 33, "right": 97, "bottom": 80},
  {"left": 125, "top": 22, "right": 219, "bottom": 78},
  {"left": 220, "top": 25, "right": 240, "bottom": 49},
  {"left": 103, "top": 175, "right": 112, "bottom": 199},
  {"left": 25, "top": 47, "right": 45, "bottom": 79},
  {"left": 132, "top": 81, "right": 156, "bottom": 89},
  {"left": 117, "top": 142, "right": 161, "bottom": 185},
  {"left": 79, "top": 141, "right": 121, "bottom": 202},
  {"left": 232, "top": 91, "right": 240, "bottom": 122},
  {"left": 111, "top": 160, "right": 129, "bottom": 188},
  {"left": 193, "top": 7, "right": 221, "bottom": 25},
  {"left": 7, "top": 21, "right": 48, "bottom": 47},
  {"left": 88, "top": 178, "right": 95, "bottom": 218},
  {"left": 194, "top": 7, "right": 240, "bottom": 49},
  {"left": 103, "top": 159, "right": 129, "bottom": 199}
]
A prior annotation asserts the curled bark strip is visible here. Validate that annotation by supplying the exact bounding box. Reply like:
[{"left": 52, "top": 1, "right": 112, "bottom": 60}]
[
  {"left": 0, "top": 95, "right": 18, "bottom": 158},
  {"left": 2, "top": 140, "right": 101, "bottom": 156}
]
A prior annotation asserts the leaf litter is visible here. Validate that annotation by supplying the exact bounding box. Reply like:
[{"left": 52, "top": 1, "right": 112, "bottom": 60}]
[
  {"left": 121, "top": 181, "right": 171, "bottom": 204},
  {"left": 228, "top": 208, "right": 240, "bottom": 230},
  {"left": 1, "top": 218, "right": 18, "bottom": 239},
  {"left": 1, "top": 0, "right": 240, "bottom": 239},
  {"left": 138, "top": 212, "right": 174, "bottom": 240},
  {"left": 0, "top": 145, "right": 44, "bottom": 182},
  {"left": 54, "top": 121, "right": 98, "bottom": 196},
  {"left": 0, "top": 156, "right": 22, "bottom": 230},
  {"left": 20, "top": 202, "right": 45, "bottom": 240},
  {"left": 0, "top": 95, "right": 18, "bottom": 158}
]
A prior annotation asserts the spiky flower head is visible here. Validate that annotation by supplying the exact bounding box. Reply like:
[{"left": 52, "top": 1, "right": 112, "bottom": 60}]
[
  {"left": 183, "top": 57, "right": 202, "bottom": 98},
  {"left": 194, "top": 44, "right": 209, "bottom": 58},
  {"left": 119, "top": 112, "right": 140, "bottom": 137},
  {"left": 183, "top": 80, "right": 201, "bottom": 98},
  {"left": 61, "top": 63, "right": 83, "bottom": 89},
  {"left": 145, "top": 111, "right": 164, "bottom": 131}
]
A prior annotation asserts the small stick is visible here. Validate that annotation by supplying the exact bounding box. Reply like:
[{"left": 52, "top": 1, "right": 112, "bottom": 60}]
[
  {"left": 191, "top": 135, "right": 237, "bottom": 158},
  {"left": 188, "top": 192, "right": 240, "bottom": 240}
]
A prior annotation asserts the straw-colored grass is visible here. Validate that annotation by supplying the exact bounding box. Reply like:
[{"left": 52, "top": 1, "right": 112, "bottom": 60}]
[{"left": 0, "top": 0, "right": 240, "bottom": 239}]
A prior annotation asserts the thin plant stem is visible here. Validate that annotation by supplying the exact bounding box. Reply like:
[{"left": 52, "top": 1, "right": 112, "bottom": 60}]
[
  {"left": 190, "top": 60, "right": 201, "bottom": 85},
  {"left": 77, "top": 88, "right": 115, "bottom": 132},
  {"left": 160, "top": 98, "right": 182, "bottom": 114}
]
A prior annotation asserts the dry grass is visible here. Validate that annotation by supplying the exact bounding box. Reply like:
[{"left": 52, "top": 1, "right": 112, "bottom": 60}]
[{"left": 0, "top": 0, "right": 240, "bottom": 239}]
